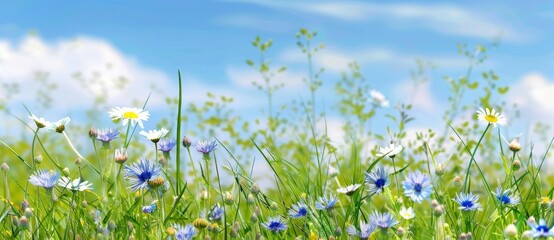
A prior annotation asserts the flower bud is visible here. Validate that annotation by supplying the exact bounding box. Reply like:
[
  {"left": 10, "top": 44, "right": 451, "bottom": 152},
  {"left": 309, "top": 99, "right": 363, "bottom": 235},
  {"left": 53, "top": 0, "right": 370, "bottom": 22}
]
[
  {"left": 504, "top": 224, "right": 518, "bottom": 238},
  {"left": 208, "top": 223, "right": 219, "bottom": 233},
  {"left": 521, "top": 230, "right": 533, "bottom": 239},
  {"left": 453, "top": 176, "right": 462, "bottom": 187},
  {"left": 24, "top": 208, "right": 33, "bottom": 218},
  {"left": 193, "top": 218, "right": 210, "bottom": 229},
  {"left": 512, "top": 160, "right": 521, "bottom": 171},
  {"left": 89, "top": 128, "right": 98, "bottom": 139},
  {"left": 166, "top": 227, "right": 176, "bottom": 236},
  {"left": 397, "top": 227, "right": 406, "bottom": 236},
  {"left": 200, "top": 190, "right": 208, "bottom": 200},
  {"left": 21, "top": 199, "right": 29, "bottom": 210},
  {"left": 458, "top": 233, "right": 467, "bottom": 240},
  {"left": 18, "top": 216, "right": 29, "bottom": 229},
  {"left": 34, "top": 155, "right": 43, "bottom": 164},
  {"left": 251, "top": 183, "right": 260, "bottom": 195},
  {"left": 433, "top": 205, "right": 445, "bottom": 217},
  {"left": 430, "top": 199, "right": 439, "bottom": 209},
  {"left": 147, "top": 177, "right": 165, "bottom": 189},
  {"left": 247, "top": 194, "right": 255, "bottom": 205},
  {"left": 114, "top": 148, "right": 128, "bottom": 164},
  {"left": 270, "top": 202, "right": 279, "bottom": 211},
  {"left": 1, "top": 163, "right": 8, "bottom": 172},
  {"left": 509, "top": 137, "right": 521, "bottom": 152},
  {"left": 75, "top": 158, "right": 83, "bottom": 166},
  {"left": 182, "top": 136, "right": 192, "bottom": 148},
  {"left": 528, "top": 216, "right": 536, "bottom": 225},
  {"left": 435, "top": 163, "right": 445, "bottom": 176},
  {"left": 224, "top": 191, "right": 235, "bottom": 205}
]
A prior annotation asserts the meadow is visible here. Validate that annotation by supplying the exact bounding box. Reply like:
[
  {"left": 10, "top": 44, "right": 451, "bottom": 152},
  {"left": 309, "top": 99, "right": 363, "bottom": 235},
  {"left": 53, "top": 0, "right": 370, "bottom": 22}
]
[{"left": 0, "top": 29, "right": 552, "bottom": 240}]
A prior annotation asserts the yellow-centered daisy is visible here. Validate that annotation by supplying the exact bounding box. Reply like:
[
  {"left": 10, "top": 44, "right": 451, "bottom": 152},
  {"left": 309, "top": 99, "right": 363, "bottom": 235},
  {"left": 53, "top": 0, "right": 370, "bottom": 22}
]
[
  {"left": 109, "top": 107, "right": 150, "bottom": 129},
  {"left": 477, "top": 108, "right": 506, "bottom": 127}
]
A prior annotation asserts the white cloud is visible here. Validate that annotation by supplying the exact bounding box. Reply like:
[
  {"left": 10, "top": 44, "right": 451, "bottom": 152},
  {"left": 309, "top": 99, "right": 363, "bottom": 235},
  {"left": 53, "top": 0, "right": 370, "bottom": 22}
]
[
  {"left": 226, "top": 66, "right": 305, "bottom": 90},
  {"left": 509, "top": 73, "right": 554, "bottom": 118},
  {"left": 396, "top": 80, "right": 435, "bottom": 113},
  {"left": 281, "top": 47, "right": 467, "bottom": 73},
  {"left": 0, "top": 35, "right": 172, "bottom": 110},
  {"left": 231, "top": 1, "right": 524, "bottom": 42}
]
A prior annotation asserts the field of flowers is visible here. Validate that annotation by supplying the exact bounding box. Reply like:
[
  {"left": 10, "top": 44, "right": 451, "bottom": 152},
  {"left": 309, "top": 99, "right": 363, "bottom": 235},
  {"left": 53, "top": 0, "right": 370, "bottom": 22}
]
[{"left": 0, "top": 29, "right": 553, "bottom": 240}]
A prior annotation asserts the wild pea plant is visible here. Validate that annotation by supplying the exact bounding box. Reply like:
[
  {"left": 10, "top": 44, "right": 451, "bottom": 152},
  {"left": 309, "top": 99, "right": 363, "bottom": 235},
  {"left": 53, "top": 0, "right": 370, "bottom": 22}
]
[{"left": 0, "top": 28, "right": 553, "bottom": 240}]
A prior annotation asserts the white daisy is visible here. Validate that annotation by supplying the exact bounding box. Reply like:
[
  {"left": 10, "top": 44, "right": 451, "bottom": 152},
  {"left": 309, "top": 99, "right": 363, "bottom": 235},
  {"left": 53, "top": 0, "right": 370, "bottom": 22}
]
[
  {"left": 58, "top": 177, "right": 93, "bottom": 192},
  {"left": 139, "top": 128, "right": 169, "bottom": 143},
  {"left": 377, "top": 143, "right": 403, "bottom": 158},
  {"left": 337, "top": 184, "right": 362, "bottom": 196},
  {"left": 476, "top": 108, "right": 506, "bottom": 127},
  {"left": 399, "top": 206, "right": 415, "bottom": 220},
  {"left": 28, "top": 114, "right": 50, "bottom": 129},
  {"left": 109, "top": 107, "right": 150, "bottom": 129},
  {"left": 49, "top": 117, "right": 71, "bottom": 133},
  {"left": 370, "top": 90, "right": 389, "bottom": 108}
]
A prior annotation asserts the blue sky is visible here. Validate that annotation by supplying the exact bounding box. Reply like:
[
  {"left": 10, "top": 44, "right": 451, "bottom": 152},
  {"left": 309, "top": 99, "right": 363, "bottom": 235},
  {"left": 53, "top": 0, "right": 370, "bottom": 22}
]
[{"left": 1, "top": 1, "right": 554, "bottom": 140}]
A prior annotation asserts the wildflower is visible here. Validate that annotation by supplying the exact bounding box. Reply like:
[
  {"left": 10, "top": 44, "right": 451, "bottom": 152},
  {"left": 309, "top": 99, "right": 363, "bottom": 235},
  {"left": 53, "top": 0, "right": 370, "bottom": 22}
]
[
  {"left": 315, "top": 194, "right": 338, "bottom": 211},
  {"left": 337, "top": 184, "right": 362, "bottom": 196},
  {"left": 402, "top": 172, "right": 433, "bottom": 203},
  {"left": 139, "top": 128, "right": 169, "bottom": 143},
  {"left": 34, "top": 155, "right": 43, "bottom": 164},
  {"left": 173, "top": 224, "right": 198, "bottom": 240},
  {"left": 142, "top": 202, "right": 156, "bottom": 214},
  {"left": 492, "top": 187, "right": 520, "bottom": 206},
  {"left": 114, "top": 148, "right": 128, "bottom": 164},
  {"left": 455, "top": 192, "right": 481, "bottom": 211},
  {"left": 262, "top": 216, "right": 287, "bottom": 233},
  {"left": 347, "top": 221, "right": 376, "bottom": 239},
  {"left": 399, "top": 206, "right": 415, "bottom": 220},
  {"left": 289, "top": 202, "right": 308, "bottom": 218},
  {"left": 124, "top": 158, "right": 162, "bottom": 191},
  {"left": 58, "top": 177, "right": 93, "bottom": 192},
  {"left": 370, "top": 211, "right": 399, "bottom": 230},
  {"left": 397, "top": 227, "right": 406, "bottom": 237},
  {"left": 477, "top": 107, "right": 507, "bottom": 127},
  {"left": 88, "top": 128, "right": 98, "bottom": 139},
  {"left": 527, "top": 219, "right": 554, "bottom": 238},
  {"left": 224, "top": 191, "right": 235, "bottom": 205},
  {"left": 108, "top": 107, "right": 150, "bottom": 129},
  {"left": 29, "top": 114, "right": 50, "bottom": 129},
  {"left": 29, "top": 169, "right": 60, "bottom": 190},
  {"left": 158, "top": 138, "right": 176, "bottom": 159},
  {"left": 369, "top": 90, "right": 389, "bottom": 108},
  {"left": 208, "top": 203, "right": 224, "bottom": 221},
  {"left": 365, "top": 165, "right": 390, "bottom": 195},
  {"left": 49, "top": 117, "right": 70, "bottom": 133},
  {"left": 377, "top": 143, "right": 403, "bottom": 158},
  {"left": 96, "top": 128, "right": 119, "bottom": 149},
  {"left": 452, "top": 176, "right": 462, "bottom": 186},
  {"left": 194, "top": 140, "right": 218, "bottom": 156}
]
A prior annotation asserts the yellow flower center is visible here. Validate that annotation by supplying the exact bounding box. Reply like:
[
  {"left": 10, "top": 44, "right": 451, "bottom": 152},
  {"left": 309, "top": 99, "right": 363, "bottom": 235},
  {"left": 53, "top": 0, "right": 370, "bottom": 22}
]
[
  {"left": 484, "top": 115, "right": 498, "bottom": 123},
  {"left": 123, "top": 111, "right": 139, "bottom": 119}
]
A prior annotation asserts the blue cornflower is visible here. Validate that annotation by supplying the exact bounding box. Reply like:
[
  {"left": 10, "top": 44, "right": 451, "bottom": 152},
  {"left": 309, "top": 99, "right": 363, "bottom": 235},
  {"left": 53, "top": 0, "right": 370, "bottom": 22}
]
[
  {"left": 528, "top": 219, "right": 554, "bottom": 238},
  {"left": 194, "top": 140, "right": 217, "bottom": 155},
  {"left": 402, "top": 171, "right": 433, "bottom": 203},
  {"left": 492, "top": 187, "right": 520, "bottom": 206},
  {"left": 174, "top": 224, "right": 198, "bottom": 240},
  {"left": 124, "top": 158, "right": 162, "bottom": 191},
  {"left": 289, "top": 202, "right": 308, "bottom": 218},
  {"left": 158, "top": 138, "right": 176, "bottom": 153},
  {"left": 315, "top": 194, "right": 338, "bottom": 211},
  {"left": 347, "top": 221, "right": 376, "bottom": 240},
  {"left": 142, "top": 202, "right": 157, "bottom": 214},
  {"left": 208, "top": 203, "right": 224, "bottom": 221},
  {"left": 365, "top": 165, "right": 389, "bottom": 196},
  {"left": 262, "top": 216, "right": 288, "bottom": 233},
  {"left": 29, "top": 169, "right": 60, "bottom": 190},
  {"left": 158, "top": 138, "right": 176, "bottom": 159},
  {"left": 455, "top": 192, "right": 481, "bottom": 211},
  {"left": 96, "top": 128, "right": 119, "bottom": 148},
  {"left": 370, "top": 211, "right": 399, "bottom": 230}
]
